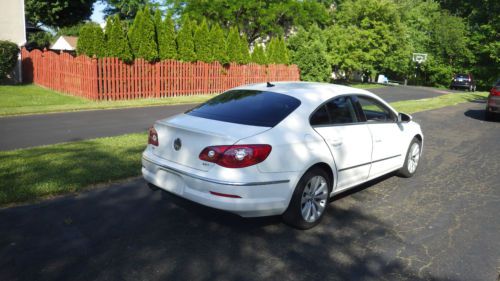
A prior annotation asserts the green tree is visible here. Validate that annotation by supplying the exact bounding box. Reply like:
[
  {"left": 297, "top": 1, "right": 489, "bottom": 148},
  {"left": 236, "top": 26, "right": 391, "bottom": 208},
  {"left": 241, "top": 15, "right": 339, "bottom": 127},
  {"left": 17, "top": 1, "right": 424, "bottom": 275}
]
[
  {"left": 128, "top": 9, "right": 144, "bottom": 55},
  {"left": 165, "top": 0, "right": 332, "bottom": 43},
  {"left": 226, "top": 27, "right": 241, "bottom": 63},
  {"left": 208, "top": 24, "right": 228, "bottom": 64},
  {"left": 158, "top": 16, "right": 177, "bottom": 60},
  {"left": 293, "top": 41, "right": 331, "bottom": 82},
  {"left": 176, "top": 18, "right": 196, "bottom": 62},
  {"left": 239, "top": 34, "right": 251, "bottom": 64},
  {"left": 104, "top": 0, "right": 153, "bottom": 20},
  {"left": 25, "top": 0, "right": 96, "bottom": 27},
  {"left": 194, "top": 19, "right": 212, "bottom": 62},
  {"left": 105, "top": 15, "right": 133, "bottom": 62},
  {"left": 251, "top": 45, "right": 267, "bottom": 65},
  {"left": 77, "top": 23, "right": 105, "bottom": 57},
  {"left": 266, "top": 38, "right": 279, "bottom": 64},
  {"left": 129, "top": 7, "right": 158, "bottom": 61}
]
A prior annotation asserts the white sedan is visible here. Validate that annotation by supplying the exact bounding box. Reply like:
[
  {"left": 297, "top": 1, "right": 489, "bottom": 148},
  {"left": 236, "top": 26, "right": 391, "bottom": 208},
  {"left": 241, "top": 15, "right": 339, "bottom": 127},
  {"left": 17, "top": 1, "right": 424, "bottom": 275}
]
[{"left": 142, "top": 82, "right": 423, "bottom": 229}]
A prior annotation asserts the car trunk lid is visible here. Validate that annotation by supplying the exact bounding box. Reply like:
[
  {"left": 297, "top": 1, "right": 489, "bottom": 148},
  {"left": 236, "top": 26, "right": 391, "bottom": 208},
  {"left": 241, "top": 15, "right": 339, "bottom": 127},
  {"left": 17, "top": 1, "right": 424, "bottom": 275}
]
[{"left": 152, "top": 114, "right": 270, "bottom": 171}]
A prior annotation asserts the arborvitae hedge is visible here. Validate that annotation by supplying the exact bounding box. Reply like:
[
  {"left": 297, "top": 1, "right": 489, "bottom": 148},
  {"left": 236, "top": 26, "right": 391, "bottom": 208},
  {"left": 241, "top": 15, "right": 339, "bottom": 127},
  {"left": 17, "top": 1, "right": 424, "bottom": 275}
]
[
  {"left": 177, "top": 18, "right": 196, "bottom": 62},
  {"left": 134, "top": 6, "right": 158, "bottom": 61},
  {"left": 209, "top": 24, "right": 227, "bottom": 64},
  {"left": 77, "top": 23, "right": 105, "bottom": 57},
  {"left": 128, "top": 9, "right": 143, "bottom": 56},
  {"left": 251, "top": 44, "right": 267, "bottom": 65},
  {"left": 105, "top": 15, "right": 133, "bottom": 62},
  {"left": 226, "top": 27, "right": 241, "bottom": 64},
  {"left": 77, "top": 9, "right": 288, "bottom": 66},
  {"left": 157, "top": 14, "right": 177, "bottom": 60},
  {"left": 194, "top": 19, "right": 212, "bottom": 62},
  {"left": 239, "top": 34, "right": 251, "bottom": 64}
]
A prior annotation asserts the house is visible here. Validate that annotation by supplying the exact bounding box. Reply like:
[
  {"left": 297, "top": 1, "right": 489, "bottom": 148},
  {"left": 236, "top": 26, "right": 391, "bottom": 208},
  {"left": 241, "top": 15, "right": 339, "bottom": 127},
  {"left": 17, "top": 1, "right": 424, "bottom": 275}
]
[
  {"left": 0, "top": 0, "right": 26, "bottom": 82},
  {"left": 50, "top": 36, "right": 78, "bottom": 52}
]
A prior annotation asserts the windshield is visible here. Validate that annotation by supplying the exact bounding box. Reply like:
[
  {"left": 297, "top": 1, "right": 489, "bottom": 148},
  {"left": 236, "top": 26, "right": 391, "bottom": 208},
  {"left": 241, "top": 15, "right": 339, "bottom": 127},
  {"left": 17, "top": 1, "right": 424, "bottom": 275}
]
[{"left": 186, "top": 90, "right": 301, "bottom": 127}]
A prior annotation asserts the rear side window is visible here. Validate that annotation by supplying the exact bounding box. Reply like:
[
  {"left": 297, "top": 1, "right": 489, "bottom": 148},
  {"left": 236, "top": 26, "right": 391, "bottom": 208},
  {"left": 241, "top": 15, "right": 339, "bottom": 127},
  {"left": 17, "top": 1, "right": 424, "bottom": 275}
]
[
  {"left": 186, "top": 90, "right": 301, "bottom": 127},
  {"left": 310, "top": 96, "right": 358, "bottom": 126}
]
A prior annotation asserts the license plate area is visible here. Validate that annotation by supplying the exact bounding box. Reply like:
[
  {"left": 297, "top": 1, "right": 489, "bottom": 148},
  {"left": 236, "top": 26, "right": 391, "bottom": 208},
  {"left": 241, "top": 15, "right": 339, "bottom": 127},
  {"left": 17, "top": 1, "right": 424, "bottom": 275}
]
[{"left": 157, "top": 169, "right": 184, "bottom": 195}]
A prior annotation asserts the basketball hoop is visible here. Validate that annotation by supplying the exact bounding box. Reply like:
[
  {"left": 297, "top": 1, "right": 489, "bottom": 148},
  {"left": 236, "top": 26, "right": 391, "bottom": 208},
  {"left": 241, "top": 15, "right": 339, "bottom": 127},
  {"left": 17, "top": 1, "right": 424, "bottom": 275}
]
[{"left": 412, "top": 53, "right": 427, "bottom": 64}]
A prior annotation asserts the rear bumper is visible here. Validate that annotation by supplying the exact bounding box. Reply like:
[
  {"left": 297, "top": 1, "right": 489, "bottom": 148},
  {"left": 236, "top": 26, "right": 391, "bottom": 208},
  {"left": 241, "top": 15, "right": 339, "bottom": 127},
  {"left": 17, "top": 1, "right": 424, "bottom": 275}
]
[
  {"left": 450, "top": 82, "right": 472, "bottom": 88},
  {"left": 141, "top": 152, "right": 294, "bottom": 217},
  {"left": 487, "top": 96, "right": 500, "bottom": 113}
]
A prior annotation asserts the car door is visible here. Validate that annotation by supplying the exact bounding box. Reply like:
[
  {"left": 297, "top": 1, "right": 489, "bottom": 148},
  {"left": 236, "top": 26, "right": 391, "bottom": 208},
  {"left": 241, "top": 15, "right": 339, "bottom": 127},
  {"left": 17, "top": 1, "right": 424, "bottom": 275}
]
[
  {"left": 311, "top": 96, "right": 373, "bottom": 190},
  {"left": 353, "top": 95, "right": 404, "bottom": 178}
]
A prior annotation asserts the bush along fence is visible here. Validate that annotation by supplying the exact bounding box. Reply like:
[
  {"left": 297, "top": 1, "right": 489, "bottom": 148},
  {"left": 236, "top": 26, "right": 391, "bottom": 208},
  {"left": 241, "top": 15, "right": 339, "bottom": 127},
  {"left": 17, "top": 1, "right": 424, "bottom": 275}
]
[{"left": 21, "top": 48, "right": 300, "bottom": 101}]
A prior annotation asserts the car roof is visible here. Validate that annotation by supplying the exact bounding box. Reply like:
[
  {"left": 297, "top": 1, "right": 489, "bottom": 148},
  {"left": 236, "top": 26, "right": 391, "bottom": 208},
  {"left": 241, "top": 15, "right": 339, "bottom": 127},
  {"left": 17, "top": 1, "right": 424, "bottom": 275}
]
[{"left": 232, "top": 81, "right": 384, "bottom": 110}]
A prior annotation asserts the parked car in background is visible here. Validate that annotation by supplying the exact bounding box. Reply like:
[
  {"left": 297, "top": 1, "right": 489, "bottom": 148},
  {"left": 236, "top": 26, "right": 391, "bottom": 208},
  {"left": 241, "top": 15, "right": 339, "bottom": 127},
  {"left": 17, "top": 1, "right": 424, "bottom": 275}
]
[
  {"left": 450, "top": 73, "right": 476, "bottom": 91},
  {"left": 485, "top": 79, "right": 500, "bottom": 120},
  {"left": 142, "top": 82, "right": 424, "bottom": 229}
]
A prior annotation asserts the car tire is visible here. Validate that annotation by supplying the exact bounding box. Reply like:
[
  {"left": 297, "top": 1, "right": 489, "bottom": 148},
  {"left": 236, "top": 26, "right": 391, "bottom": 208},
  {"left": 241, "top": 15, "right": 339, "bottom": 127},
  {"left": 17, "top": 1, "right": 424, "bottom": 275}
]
[
  {"left": 485, "top": 110, "right": 493, "bottom": 121},
  {"left": 282, "top": 167, "right": 331, "bottom": 230},
  {"left": 398, "top": 138, "right": 422, "bottom": 178}
]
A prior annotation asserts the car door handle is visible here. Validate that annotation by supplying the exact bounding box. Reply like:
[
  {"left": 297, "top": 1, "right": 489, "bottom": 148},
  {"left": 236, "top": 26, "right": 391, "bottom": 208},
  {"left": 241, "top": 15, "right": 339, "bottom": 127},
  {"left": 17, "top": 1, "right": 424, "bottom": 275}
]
[
  {"left": 374, "top": 138, "right": 382, "bottom": 143},
  {"left": 329, "top": 139, "right": 343, "bottom": 147}
]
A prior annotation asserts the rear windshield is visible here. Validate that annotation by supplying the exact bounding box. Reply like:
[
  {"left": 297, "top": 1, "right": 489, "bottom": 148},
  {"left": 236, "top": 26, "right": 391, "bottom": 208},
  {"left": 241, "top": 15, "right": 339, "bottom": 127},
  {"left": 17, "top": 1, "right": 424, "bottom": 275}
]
[
  {"left": 455, "top": 74, "right": 469, "bottom": 79},
  {"left": 186, "top": 90, "right": 301, "bottom": 127}
]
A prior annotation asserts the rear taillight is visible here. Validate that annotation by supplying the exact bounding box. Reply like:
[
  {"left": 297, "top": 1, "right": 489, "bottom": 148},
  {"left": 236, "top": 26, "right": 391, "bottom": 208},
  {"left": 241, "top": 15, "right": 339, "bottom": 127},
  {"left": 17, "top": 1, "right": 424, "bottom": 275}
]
[
  {"left": 148, "top": 127, "right": 159, "bottom": 146},
  {"left": 490, "top": 87, "right": 500, "bottom": 96},
  {"left": 199, "top": 144, "right": 272, "bottom": 168}
]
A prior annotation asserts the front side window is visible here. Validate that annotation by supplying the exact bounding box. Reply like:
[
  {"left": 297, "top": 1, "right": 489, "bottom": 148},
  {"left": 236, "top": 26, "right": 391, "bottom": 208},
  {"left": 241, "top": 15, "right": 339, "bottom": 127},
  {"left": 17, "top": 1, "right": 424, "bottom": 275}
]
[
  {"left": 355, "top": 96, "right": 396, "bottom": 122},
  {"left": 310, "top": 96, "right": 358, "bottom": 126}
]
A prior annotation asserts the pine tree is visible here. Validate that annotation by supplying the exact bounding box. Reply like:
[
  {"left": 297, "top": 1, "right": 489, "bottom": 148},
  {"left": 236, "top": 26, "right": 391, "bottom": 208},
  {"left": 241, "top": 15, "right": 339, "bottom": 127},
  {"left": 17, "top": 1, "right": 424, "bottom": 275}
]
[
  {"left": 158, "top": 16, "right": 177, "bottom": 60},
  {"left": 105, "top": 15, "right": 133, "bottom": 62},
  {"left": 177, "top": 18, "right": 196, "bottom": 62},
  {"left": 209, "top": 24, "right": 227, "bottom": 64},
  {"left": 77, "top": 23, "right": 105, "bottom": 58},
  {"left": 251, "top": 44, "right": 267, "bottom": 65},
  {"left": 194, "top": 19, "right": 212, "bottom": 62},
  {"left": 239, "top": 33, "right": 250, "bottom": 64},
  {"left": 226, "top": 27, "right": 241, "bottom": 63},
  {"left": 134, "top": 6, "right": 159, "bottom": 62},
  {"left": 153, "top": 9, "right": 162, "bottom": 56}
]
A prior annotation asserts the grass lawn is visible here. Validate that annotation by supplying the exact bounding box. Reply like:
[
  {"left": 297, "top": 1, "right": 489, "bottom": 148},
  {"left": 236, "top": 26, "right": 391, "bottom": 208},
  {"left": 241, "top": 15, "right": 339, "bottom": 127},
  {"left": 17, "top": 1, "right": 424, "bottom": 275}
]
[
  {"left": 0, "top": 84, "right": 216, "bottom": 117},
  {"left": 0, "top": 91, "right": 488, "bottom": 206},
  {"left": 348, "top": 83, "right": 386, "bottom": 89}
]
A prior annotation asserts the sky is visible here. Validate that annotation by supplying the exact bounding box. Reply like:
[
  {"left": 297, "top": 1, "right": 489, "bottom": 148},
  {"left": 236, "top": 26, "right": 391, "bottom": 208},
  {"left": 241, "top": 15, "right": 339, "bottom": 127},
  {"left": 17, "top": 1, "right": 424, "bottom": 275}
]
[{"left": 90, "top": 1, "right": 107, "bottom": 24}]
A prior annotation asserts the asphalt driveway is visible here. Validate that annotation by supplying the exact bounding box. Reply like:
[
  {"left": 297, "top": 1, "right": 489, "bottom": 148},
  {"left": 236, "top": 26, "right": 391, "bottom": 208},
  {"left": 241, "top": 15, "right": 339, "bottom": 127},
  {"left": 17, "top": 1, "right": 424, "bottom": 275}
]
[
  {"left": 0, "top": 101, "right": 498, "bottom": 281},
  {"left": 0, "top": 85, "right": 452, "bottom": 151}
]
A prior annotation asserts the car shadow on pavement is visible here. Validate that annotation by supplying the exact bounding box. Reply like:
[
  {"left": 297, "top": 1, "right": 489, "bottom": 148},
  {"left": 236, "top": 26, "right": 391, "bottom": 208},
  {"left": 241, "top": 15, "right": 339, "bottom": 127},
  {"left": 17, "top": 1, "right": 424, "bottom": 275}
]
[
  {"left": 0, "top": 174, "right": 452, "bottom": 281},
  {"left": 464, "top": 109, "right": 498, "bottom": 122}
]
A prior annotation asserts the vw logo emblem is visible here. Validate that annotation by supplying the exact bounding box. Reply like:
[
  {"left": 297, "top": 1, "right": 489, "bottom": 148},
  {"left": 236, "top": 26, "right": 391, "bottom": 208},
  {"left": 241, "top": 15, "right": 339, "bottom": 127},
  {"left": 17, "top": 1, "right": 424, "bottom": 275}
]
[{"left": 173, "top": 138, "right": 182, "bottom": 151}]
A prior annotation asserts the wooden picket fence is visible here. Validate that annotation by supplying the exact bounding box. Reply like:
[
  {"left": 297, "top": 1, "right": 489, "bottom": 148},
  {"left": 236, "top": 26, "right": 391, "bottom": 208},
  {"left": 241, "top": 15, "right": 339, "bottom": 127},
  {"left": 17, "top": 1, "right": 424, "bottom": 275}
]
[{"left": 21, "top": 48, "right": 300, "bottom": 101}]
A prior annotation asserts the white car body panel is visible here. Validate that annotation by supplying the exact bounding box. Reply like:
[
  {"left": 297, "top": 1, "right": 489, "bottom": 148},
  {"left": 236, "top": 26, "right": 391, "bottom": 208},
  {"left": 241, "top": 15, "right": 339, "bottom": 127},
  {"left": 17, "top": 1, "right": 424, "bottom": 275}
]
[{"left": 142, "top": 82, "right": 424, "bottom": 217}]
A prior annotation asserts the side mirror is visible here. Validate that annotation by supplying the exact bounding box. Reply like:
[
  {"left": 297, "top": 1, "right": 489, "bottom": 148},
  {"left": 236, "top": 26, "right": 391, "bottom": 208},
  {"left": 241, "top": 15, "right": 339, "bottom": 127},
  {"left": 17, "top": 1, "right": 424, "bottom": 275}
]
[{"left": 398, "top": 112, "right": 412, "bottom": 123}]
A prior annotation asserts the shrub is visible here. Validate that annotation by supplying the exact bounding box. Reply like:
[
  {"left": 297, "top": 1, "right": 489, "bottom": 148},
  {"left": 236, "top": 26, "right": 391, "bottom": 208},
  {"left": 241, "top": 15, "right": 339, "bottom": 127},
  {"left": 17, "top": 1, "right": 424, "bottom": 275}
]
[
  {"left": 292, "top": 40, "right": 331, "bottom": 82},
  {"left": 177, "top": 18, "right": 196, "bottom": 62},
  {"left": 76, "top": 23, "right": 105, "bottom": 57},
  {"left": 239, "top": 33, "right": 251, "bottom": 64},
  {"left": 226, "top": 27, "right": 241, "bottom": 64},
  {"left": 209, "top": 24, "right": 227, "bottom": 64},
  {"left": 105, "top": 15, "right": 133, "bottom": 62},
  {"left": 0, "top": 41, "right": 19, "bottom": 80},
  {"left": 194, "top": 19, "right": 212, "bottom": 62},
  {"left": 134, "top": 6, "right": 159, "bottom": 61},
  {"left": 251, "top": 44, "right": 267, "bottom": 65},
  {"left": 158, "top": 15, "right": 177, "bottom": 60}
]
